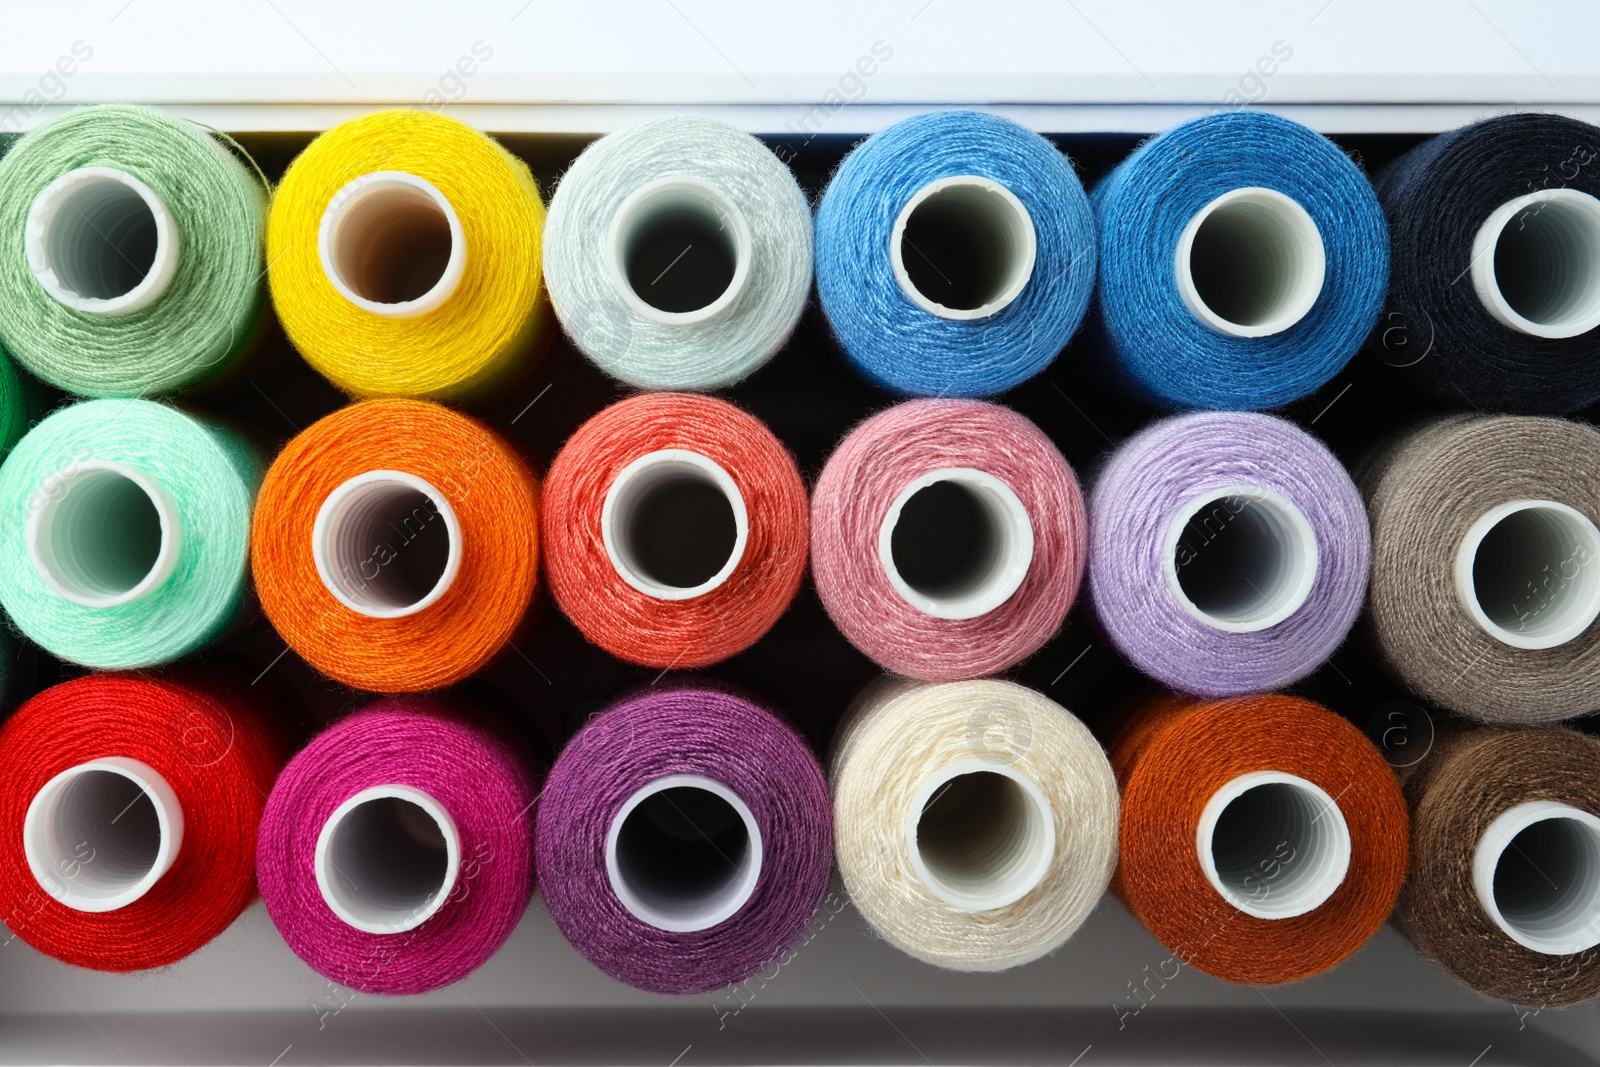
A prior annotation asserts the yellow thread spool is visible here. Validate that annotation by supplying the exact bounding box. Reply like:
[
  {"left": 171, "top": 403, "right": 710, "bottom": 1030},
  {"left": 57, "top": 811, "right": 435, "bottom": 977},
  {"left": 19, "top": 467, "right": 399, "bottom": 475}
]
[{"left": 267, "top": 110, "right": 551, "bottom": 404}]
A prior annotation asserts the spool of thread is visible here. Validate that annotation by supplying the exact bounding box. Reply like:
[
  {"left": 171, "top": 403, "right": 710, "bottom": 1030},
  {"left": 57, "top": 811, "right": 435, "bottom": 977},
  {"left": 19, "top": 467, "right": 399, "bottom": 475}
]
[
  {"left": 0, "top": 399, "right": 257, "bottom": 669},
  {"left": 0, "top": 104, "right": 267, "bottom": 396},
  {"left": 267, "top": 110, "right": 550, "bottom": 404},
  {"left": 814, "top": 110, "right": 1096, "bottom": 397},
  {"left": 0, "top": 674, "right": 282, "bottom": 971},
  {"left": 1112, "top": 694, "right": 1408, "bottom": 984},
  {"left": 1088, "top": 411, "right": 1369, "bottom": 696},
  {"left": 1376, "top": 113, "right": 1600, "bottom": 414},
  {"left": 252, "top": 398, "right": 539, "bottom": 693},
  {"left": 537, "top": 686, "right": 831, "bottom": 994},
  {"left": 1366, "top": 415, "right": 1600, "bottom": 724},
  {"left": 811, "top": 399, "right": 1085, "bottom": 681},
  {"left": 0, "top": 343, "right": 32, "bottom": 460},
  {"left": 257, "top": 701, "right": 537, "bottom": 995},
  {"left": 1093, "top": 109, "right": 1388, "bottom": 409},
  {"left": 543, "top": 116, "right": 812, "bottom": 390},
  {"left": 1400, "top": 724, "right": 1600, "bottom": 1007},
  {"left": 541, "top": 393, "right": 807, "bottom": 669},
  {"left": 832, "top": 679, "right": 1118, "bottom": 971}
]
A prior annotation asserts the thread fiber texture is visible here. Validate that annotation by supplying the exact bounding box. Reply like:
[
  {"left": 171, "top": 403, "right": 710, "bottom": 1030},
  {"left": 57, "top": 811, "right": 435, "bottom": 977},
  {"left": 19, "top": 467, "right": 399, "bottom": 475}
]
[
  {"left": 815, "top": 110, "right": 1096, "bottom": 397},
  {"left": 832, "top": 679, "right": 1118, "bottom": 971},
  {"left": 0, "top": 344, "right": 32, "bottom": 460},
  {"left": 257, "top": 701, "right": 537, "bottom": 995},
  {"left": 1112, "top": 694, "right": 1408, "bottom": 984},
  {"left": 1093, "top": 109, "right": 1388, "bottom": 409},
  {"left": 252, "top": 398, "right": 539, "bottom": 692},
  {"left": 1088, "top": 412, "right": 1369, "bottom": 695},
  {"left": 811, "top": 399, "right": 1086, "bottom": 680},
  {"left": 1376, "top": 113, "right": 1600, "bottom": 414},
  {"left": 268, "top": 110, "right": 549, "bottom": 403},
  {"left": 1365, "top": 416, "right": 1600, "bottom": 724},
  {"left": 541, "top": 393, "right": 807, "bottom": 668},
  {"left": 537, "top": 686, "right": 832, "bottom": 995},
  {"left": 1399, "top": 725, "right": 1600, "bottom": 1007},
  {"left": 0, "top": 674, "right": 283, "bottom": 971},
  {"left": 0, "top": 399, "right": 257, "bottom": 668},
  {"left": 543, "top": 116, "right": 812, "bottom": 390},
  {"left": 0, "top": 105, "right": 267, "bottom": 396}
]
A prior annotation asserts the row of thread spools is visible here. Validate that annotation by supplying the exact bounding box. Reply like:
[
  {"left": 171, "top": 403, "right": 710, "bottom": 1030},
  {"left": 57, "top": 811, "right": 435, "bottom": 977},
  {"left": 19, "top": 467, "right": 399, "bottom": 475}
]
[{"left": 0, "top": 101, "right": 1596, "bottom": 1011}]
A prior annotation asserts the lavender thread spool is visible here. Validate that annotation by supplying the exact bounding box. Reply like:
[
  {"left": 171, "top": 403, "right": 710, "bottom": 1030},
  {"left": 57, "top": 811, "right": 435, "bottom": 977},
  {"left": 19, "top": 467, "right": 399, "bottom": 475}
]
[
  {"left": 536, "top": 686, "right": 832, "bottom": 995},
  {"left": 1088, "top": 412, "right": 1369, "bottom": 695}
]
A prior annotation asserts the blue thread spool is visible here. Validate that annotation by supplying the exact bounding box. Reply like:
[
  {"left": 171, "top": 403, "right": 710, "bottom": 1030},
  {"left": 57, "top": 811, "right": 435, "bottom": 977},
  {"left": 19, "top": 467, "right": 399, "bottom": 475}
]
[
  {"left": 815, "top": 110, "right": 1096, "bottom": 397},
  {"left": 1092, "top": 109, "right": 1388, "bottom": 410}
]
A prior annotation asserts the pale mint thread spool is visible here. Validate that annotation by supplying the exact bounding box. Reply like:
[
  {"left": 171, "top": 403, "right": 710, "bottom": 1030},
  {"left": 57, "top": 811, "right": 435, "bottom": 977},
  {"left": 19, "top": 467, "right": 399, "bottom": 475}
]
[
  {"left": 0, "top": 399, "right": 258, "bottom": 668},
  {"left": 0, "top": 105, "right": 266, "bottom": 397}
]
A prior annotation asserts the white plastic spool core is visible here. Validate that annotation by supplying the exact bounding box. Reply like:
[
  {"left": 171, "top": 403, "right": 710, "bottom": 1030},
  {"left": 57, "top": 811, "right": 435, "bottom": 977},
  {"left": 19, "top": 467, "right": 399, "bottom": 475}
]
[
  {"left": 1471, "top": 189, "right": 1600, "bottom": 338},
  {"left": 1164, "top": 485, "right": 1319, "bottom": 633},
  {"left": 314, "top": 785, "right": 461, "bottom": 935},
  {"left": 1197, "top": 770, "right": 1351, "bottom": 920},
  {"left": 25, "top": 166, "right": 179, "bottom": 315},
  {"left": 878, "top": 467, "right": 1035, "bottom": 621},
  {"left": 1454, "top": 499, "right": 1600, "bottom": 650},
  {"left": 318, "top": 171, "right": 465, "bottom": 318},
  {"left": 601, "top": 449, "right": 749, "bottom": 601},
  {"left": 605, "top": 177, "right": 753, "bottom": 324},
  {"left": 23, "top": 757, "right": 183, "bottom": 913},
  {"left": 25, "top": 459, "right": 181, "bottom": 609},
  {"left": 1175, "top": 187, "right": 1326, "bottom": 337},
  {"left": 906, "top": 760, "right": 1056, "bottom": 911},
  {"left": 890, "top": 175, "right": 1037, "bottom": 320},
  {"left": 605, "top": 774, "right": 763, "bottom": 933},
  {"left": 312, "top": 470, "right": 463, "bottom": 620},
  {"left": 1474, "top": 801, "right": 1600, "bottom": 955}
]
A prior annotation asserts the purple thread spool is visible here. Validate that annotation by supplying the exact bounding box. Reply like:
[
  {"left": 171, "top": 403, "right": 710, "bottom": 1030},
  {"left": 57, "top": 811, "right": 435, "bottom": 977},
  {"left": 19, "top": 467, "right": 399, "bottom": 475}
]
[
  {"left": 536, "top": 686, "right": 832, "bottom": 995},
  {"left": 1088, "top": 411, "right": 1369, "bottom": 695},
  {"left": 257, "top": 701, "right": 538, "bottom": 995}
]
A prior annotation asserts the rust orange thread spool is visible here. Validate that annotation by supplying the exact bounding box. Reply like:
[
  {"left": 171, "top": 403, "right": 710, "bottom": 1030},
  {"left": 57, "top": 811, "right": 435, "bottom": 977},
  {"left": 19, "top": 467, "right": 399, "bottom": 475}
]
[
  {"left": 1111, "top": 693, "right": 1409, "bottom": 984},
  {"left": 541, "top": 393, "right": 807, "bottom": 669},
  {"left": 252, "top": 398, "right": 539, "bottom": 692}
]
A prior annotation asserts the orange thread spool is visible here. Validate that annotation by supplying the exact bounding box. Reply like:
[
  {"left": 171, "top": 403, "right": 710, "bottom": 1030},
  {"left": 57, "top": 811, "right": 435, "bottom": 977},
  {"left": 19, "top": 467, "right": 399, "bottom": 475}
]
[
  {"left": 252, "top": 398, "right": 538, "bottom": 691},
  {"left": 541, "top": 393, "right": 807, "bottom": 668},
  {"left": 1111, "top": 693, "right": 1409, "bottom": 984}
]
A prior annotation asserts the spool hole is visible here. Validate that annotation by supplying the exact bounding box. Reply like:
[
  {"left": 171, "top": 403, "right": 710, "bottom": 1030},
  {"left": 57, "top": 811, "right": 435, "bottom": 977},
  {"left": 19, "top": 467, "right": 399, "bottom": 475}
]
[
  {"left": 313, "top": 472, "right": 462, "bottom": 619},
  {"left": 1475, "top": 190, "right": 1600, "bottom": 337},
  {"left": 610, "top": 179, "right": 751, "bottom": 319},
  {"left": 319, "top": 172, "right": 465, "bottom": 316},
  {"left": 891, "top": 176, "right": 1037, "bottom": 319},
  {"left": 1201, "top": 773, "right": 1350, "bottom": 920},
  {"left": 318, "top": 790, "right": 458, "bottom": 934},
  {"left": 1168, "top": 487, "right": 1318, "bottom": 632},
  {"left": 602, "top": 450, "right": 748, "bottom": 600},
  {"left": 1177, "top": 187, "right": 1325, "bottom": 336},
  {"left": 879, "top": 468, "right": 1034, "bottom": 621},
  {"left": 28, "top": 463, "right": 175, "bottom": 607},
  {"left": 607, "top": 776, "right": 762, "bottom": 933},
  {"left": 1477, "top": 803, "right": 1600, "bottom": 955},
  {"left": 23, "top": 758, "right": 182, "bottom": 912},
  {"left": 908, "top": 763, "right": 1056, "bottom": 911},
  {"left": 1459, "top": 501, "right": 1600, "bottom": 649},
  {"left": 36, "top": 174, "right": 158, "bottom": 302}
]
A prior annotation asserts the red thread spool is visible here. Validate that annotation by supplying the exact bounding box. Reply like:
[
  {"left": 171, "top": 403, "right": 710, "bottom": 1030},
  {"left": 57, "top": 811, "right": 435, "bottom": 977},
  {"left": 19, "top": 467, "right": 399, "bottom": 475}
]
[
  {"left": 541, "top": 393, "right": 808, "bottom": 668},
  {"left": 0, "top": 674, "right": 283, "bottom": 971},
  {"left": 1111, "top": 693, "right": 1409, "bottom": 984}
]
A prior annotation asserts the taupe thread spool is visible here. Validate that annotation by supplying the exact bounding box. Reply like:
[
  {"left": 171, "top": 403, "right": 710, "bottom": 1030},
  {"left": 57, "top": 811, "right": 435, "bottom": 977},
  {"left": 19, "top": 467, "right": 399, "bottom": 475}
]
[
  {"left": 1365, "top": 415, "right": 1600, "bottom": 724},
  {"left": 1399, "top": 724, "right": 1600, "bottom": 1007}
]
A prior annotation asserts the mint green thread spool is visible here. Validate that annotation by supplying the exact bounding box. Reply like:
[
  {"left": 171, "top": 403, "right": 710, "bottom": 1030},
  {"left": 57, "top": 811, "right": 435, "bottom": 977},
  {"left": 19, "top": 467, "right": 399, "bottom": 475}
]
[
  {"left": 0, "top": 399, "right": 258, "bottom": 668},
  {"left": 0, "top": 105, "right": 266, "bottom": 397}
]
